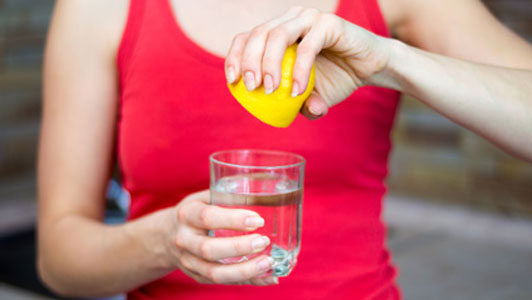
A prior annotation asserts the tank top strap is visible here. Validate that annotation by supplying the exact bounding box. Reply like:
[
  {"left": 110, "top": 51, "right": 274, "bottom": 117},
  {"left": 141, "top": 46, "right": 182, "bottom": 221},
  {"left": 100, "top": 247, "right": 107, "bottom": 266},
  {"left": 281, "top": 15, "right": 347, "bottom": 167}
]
[
  {"left": 119, "top": 0, "right": 180, "bottom": 72},
  {"left": 336, "top": 0, "right": 391, "bottom": 37},
  {"left": 118, "top": 0, "right": 144, "bottom": 72}
]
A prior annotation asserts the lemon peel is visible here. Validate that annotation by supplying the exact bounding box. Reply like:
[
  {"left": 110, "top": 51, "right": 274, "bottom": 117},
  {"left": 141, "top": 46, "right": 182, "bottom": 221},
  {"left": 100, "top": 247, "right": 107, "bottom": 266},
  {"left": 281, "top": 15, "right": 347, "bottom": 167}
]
[{"left": 228, "top": 44, "right": 316, "bottom": 128}]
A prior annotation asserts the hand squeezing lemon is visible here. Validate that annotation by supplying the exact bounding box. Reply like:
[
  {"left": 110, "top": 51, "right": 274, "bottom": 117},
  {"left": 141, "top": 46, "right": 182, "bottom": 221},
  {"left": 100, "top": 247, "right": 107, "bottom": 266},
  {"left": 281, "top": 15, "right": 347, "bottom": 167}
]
[{"left": 228, "top": 44, "right": 315, "bottom": 128}]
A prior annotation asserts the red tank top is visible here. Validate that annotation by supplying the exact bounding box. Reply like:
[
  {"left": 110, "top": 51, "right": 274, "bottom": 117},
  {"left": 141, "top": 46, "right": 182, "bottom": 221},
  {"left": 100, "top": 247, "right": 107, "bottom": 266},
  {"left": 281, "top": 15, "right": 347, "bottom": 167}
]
[{"left": 118, "top": 0, "right": 401, "bottom": 299}]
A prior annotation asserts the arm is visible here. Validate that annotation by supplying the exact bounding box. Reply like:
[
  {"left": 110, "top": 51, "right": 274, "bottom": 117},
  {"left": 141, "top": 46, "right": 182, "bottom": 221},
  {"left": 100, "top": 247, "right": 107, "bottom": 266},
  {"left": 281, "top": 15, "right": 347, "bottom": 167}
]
[
  {"left": 38, "top": 1, "right": 273, "bottom": 297},
  {"left": 225, "top": 6, "right": 532, "bottom": 162},
  {"left": 371, "top": 41, "right": 532, "bottom": 161},
  {"left": 38, "top": 0, "right": 176, "bottom": 295},
  {"left": 377, "top": 0, "right": 532, "bottom": 159}
]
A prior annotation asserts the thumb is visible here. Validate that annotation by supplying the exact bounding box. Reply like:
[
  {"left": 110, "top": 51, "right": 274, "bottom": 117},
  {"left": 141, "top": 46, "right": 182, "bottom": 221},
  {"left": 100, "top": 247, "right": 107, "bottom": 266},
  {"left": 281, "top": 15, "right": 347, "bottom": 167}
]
[{"left": 300, "top": 91, "right": 329, "bottom": 120}]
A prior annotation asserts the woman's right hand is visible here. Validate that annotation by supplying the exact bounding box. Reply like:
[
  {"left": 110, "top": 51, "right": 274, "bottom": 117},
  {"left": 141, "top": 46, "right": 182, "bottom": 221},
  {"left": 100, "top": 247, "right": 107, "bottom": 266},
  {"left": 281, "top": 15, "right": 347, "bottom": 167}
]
[
  {"left": 225, "top": 6, "right": 393, "bottom": 120},
  {"left": 163, "top": 190, "right": 278, "bottom": 285}
]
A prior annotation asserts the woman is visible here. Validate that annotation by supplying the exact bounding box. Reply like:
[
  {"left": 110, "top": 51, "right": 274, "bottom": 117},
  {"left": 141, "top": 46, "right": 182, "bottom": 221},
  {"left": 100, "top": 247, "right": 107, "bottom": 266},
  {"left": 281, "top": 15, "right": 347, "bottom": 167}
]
[{"left": 38, "top": 0, "right": 532, "bottom": 299}]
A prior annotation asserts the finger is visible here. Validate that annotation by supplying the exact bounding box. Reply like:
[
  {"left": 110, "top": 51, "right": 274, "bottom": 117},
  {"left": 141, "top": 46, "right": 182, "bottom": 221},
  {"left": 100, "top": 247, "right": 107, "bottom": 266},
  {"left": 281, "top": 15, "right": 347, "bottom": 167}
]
[
  {"left": 181, "top": 267, "right": 213, "bottom": 284},
  {"left": 232, "top": 276, "right": 278, "bottom": 286},
  {"left": 185, "top": 232, "right": 271, "bottom": 261},
  {"left": 225, "top": 32, "right": 250, "bottom": 84},
  {"left": 181, "top": 264, "right": 278, "bottom": 286},
  {"left": 262, "top": 8, "right": 320, "bottom": 92},
  {"left": 249, "top": 276, "right": 279, "bottom": 286},
  {"left": 178, "top": 200, "right": 265, "bottom": 230},
  {"left": 240, "top": 7, "right": 304, "bottom": 92},
  {"left": 300, "top": 91, "right": 329, "bottom": 120},
  {"left": 180, "top": 261, "right": 277, "bottom": 286},
  {"left": 180, "top": 252, "right": 274, "bottom": 284},
  {"left": 183, "top": 190, "right": 210, "bottom": 204},
  {"left": 292, "top": 26, "right": 325, "bottom": 96}
]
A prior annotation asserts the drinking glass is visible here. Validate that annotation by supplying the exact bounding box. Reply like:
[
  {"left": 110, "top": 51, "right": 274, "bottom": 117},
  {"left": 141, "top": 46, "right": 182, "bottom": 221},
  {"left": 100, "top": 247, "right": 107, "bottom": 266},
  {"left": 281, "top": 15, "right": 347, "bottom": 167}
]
[{"left": 209, "top": 149, "right": 305, "bottom": 277}]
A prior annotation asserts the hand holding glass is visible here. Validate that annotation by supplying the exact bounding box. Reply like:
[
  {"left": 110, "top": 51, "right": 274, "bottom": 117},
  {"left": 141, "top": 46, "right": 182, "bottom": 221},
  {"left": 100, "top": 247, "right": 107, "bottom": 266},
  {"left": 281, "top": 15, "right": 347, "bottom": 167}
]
[{"left": 210, "top": 150, "right": 304, "bottom": 277}]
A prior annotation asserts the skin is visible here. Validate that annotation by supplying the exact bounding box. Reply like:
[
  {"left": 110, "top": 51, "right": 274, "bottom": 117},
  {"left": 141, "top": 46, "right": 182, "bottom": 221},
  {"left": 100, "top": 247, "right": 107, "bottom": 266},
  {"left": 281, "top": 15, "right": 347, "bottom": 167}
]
[
  {"left": 38, "top": 0, "right": 532, "bottom": 297},
  {"left": 225, "top": 4, "right": 532, "bottom": 160}
]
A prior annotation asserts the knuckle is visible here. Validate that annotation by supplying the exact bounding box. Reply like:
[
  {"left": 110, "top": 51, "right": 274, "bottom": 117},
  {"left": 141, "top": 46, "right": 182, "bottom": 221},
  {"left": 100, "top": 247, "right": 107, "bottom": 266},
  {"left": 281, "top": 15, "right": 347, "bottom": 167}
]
[
  {"left": 232, "top": 240, "right": 245, "bottom": 255},
  {"left": 178, "top": 256, "right": 188, "bottom": 269},
  {"left": 241, "top": 58, "right": 261, "bottom": 73},
  {"left": 226, "top": 53, "right": 237, "bottom": 63},
  {"left": 207, "top": 267, "right": 222, "bottom": 284},
  {"left": 261, "top": 56, "right": 277, "bottom": 70},
  {"left": 297, "top": 44, "right": 317, "bottom": 56},
  {"left": 292, "top": 64, "right": 308, "bottom": 77},
  {"left": 179, "top": 254, "right": 192, "bottom": 270},
  {"left": 269, "top": 27, "right": 287, "bottom": 41},
  {"left": 199, "top": 206, "right": 213, "bottom": 227},
  {"left": 176, "top": 205, "right": 187, "bottom": 224},
  {"left": 233, "top": 32, "right": 247, "bottom": 43},
  {"left": 240, "top": 265, "right": 254, "bottom": 279},
  {"left": 199, "top": 241, "right": 214, "bottom": 260},
  {"left": 174, "top": 231, "right": 186, "bottom": 249},
  {"left": 226, "top": 56, "right": 240, "bottom": 69},
  {"left": 251, "top": 25, "right": 268, "bottom": 36},
  {"left": 241, "top": 53, "right": 258, "bottom": 68}
]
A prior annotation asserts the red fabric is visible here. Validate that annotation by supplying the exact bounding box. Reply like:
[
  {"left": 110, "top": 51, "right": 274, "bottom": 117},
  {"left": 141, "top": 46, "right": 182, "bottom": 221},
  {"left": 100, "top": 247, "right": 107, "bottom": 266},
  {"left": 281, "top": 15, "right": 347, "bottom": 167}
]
[{"left": 118, "top": 0, "right": 401, "bottom": 299}]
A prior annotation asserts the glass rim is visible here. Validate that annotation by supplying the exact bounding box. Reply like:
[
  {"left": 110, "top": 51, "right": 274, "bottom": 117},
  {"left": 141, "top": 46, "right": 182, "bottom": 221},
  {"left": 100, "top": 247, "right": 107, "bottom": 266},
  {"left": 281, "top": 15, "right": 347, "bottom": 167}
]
[{"left": 209, "top": 149, "right": 305, "bottom": 169}]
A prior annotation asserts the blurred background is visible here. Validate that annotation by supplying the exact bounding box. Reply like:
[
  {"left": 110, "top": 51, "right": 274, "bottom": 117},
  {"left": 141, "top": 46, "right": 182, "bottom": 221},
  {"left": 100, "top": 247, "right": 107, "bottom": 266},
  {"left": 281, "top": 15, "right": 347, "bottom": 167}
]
[{"left": 0, "top": 0, "right": 531, "bottom": 299}]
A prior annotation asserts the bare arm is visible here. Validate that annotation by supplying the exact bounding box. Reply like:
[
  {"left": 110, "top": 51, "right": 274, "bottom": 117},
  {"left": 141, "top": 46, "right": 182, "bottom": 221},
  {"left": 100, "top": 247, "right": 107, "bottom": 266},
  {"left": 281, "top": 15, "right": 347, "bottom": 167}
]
[
  {"left": 225, "top": 5, "right": 532, "bottom": 161},
  {"left": 371, "top": 41, "right": 532, "bottom": 161},
  {"left": 38, "top": 0, "right": 273, "bottom": 297},
  {"left": 378, "top": 0, "right": 532, "bottom": 159},
  {"left": 38, "top": 0, "right": 175, "bottom": 295}
]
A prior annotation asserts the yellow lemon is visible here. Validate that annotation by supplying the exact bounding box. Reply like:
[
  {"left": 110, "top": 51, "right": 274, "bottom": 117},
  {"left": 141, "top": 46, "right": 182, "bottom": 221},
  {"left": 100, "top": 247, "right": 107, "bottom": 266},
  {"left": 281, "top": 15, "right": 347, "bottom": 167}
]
[{"left": 228, "top": 44, "right": 315, "bottom": 128}]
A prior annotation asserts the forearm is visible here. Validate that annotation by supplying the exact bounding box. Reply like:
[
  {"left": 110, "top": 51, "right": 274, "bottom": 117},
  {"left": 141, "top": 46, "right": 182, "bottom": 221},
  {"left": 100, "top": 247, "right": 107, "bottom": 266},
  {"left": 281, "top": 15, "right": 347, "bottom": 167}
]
[
  {"left": 372, "top": 39, "right": 532, "bottom": 161},
  {"left": 38, "top": 208, "right": 176, "bottom": 297}
]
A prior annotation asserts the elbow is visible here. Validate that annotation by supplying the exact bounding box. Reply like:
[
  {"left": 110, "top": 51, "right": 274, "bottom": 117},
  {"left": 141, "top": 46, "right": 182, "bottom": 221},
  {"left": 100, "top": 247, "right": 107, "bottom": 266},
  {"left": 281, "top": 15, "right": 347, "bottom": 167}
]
[
  {"left": 36, "top": 217, "right": 119, "bottom": 298},
  {"left": 37, "top": 254, "right": 98, "bottom": 298},
  {"left": 37, "top": 256, "right": 65, "bottom": 296},
  {"left": 37, "top": 256, "right": 77, "bottom": 297},
  {"left": 37, "top": 253, "right": 119, "bottom": 298}
]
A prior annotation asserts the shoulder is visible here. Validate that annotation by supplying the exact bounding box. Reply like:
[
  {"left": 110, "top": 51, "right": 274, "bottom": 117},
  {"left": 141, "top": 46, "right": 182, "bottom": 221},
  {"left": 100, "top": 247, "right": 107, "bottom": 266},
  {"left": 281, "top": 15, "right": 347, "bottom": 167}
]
[
  {"left": 376, "top": 0, "right": 407, "bottom": 37},
  {"left": 48, "top": 0, "right": 130, "bottom": 61},
  {"left": 377, "top": 0, "right": 432, "bottom": 37},
  {"left": 377, "top": 0, "right": 494, "bottom": 42}
]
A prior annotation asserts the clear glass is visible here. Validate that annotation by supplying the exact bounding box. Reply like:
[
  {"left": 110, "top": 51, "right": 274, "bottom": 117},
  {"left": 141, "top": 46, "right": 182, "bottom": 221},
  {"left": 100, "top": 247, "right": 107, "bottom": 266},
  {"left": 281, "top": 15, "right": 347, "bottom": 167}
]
[{"left": 209, "top": 149, "right": 305, "bottom": 277}]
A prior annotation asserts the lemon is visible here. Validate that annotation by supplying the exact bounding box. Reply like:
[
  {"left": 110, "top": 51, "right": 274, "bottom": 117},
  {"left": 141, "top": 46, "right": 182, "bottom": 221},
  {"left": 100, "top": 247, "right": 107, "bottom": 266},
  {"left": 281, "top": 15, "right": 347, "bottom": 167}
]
[{"left": 228, "top": 44, "right": 315, "bottom": 128}]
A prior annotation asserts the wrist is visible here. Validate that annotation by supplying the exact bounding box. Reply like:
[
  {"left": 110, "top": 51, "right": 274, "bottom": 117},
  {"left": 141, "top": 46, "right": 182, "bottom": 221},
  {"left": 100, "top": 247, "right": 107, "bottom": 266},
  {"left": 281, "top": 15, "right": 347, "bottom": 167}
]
[
  {"left": 366, "top": 38, "right": 412, "bottom": 91},
  {"left": 124, "top": 207, "right": 178, "bottom": 272},
  {"left": 154, "top": 207, "right": 181, "bottom": 270}
]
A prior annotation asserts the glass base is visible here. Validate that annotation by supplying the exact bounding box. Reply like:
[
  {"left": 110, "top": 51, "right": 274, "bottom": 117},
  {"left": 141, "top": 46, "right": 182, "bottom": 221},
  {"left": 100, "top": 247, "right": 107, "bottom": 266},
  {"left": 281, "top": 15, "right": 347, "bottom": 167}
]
[{"left": 271, "top": 244, "right": 295, "bottom": 277}]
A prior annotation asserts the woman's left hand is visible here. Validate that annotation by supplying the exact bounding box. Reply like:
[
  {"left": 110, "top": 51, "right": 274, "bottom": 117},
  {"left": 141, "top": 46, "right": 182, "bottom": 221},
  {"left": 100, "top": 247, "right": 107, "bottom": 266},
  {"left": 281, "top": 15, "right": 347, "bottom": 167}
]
[{"left": 224, "top": 6, "right": 393, "bottom": 120}]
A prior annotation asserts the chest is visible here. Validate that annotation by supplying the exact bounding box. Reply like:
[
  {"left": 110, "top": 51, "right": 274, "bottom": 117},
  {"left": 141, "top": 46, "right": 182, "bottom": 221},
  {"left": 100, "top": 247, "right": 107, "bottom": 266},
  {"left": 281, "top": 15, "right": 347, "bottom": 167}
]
[{"left": 170, "top": 0, "right": 341, "bottom": 57}]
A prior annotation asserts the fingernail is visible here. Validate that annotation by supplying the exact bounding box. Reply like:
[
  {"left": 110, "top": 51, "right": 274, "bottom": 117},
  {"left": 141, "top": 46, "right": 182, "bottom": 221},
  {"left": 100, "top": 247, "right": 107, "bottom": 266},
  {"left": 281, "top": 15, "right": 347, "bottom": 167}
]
[
  {"left": 256, "top": 257, "right": 274, "bottom": 273},
  {"left": 245, "top": 217, "right": 265, "bottom": 228},
  {"left": 291, "top": 82, "right": 299, "bottom": 97},
  {"left": 264, "top": 277, "right": 279, "bottom": 285},
  {"left": 244, "top": 71, "right": 256, "bottom": 91},
  {"left": 252, "top": 236, "right": 270, "bottom": 250},
  {"left": 227, "top": 66, "right": 235, "bottom": 83},
  {"left": 264, "top": 74, "right": 274, "bottom": 94},
  {"left": 309, "top": 104, "right": 322, "bottom": 116}
]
